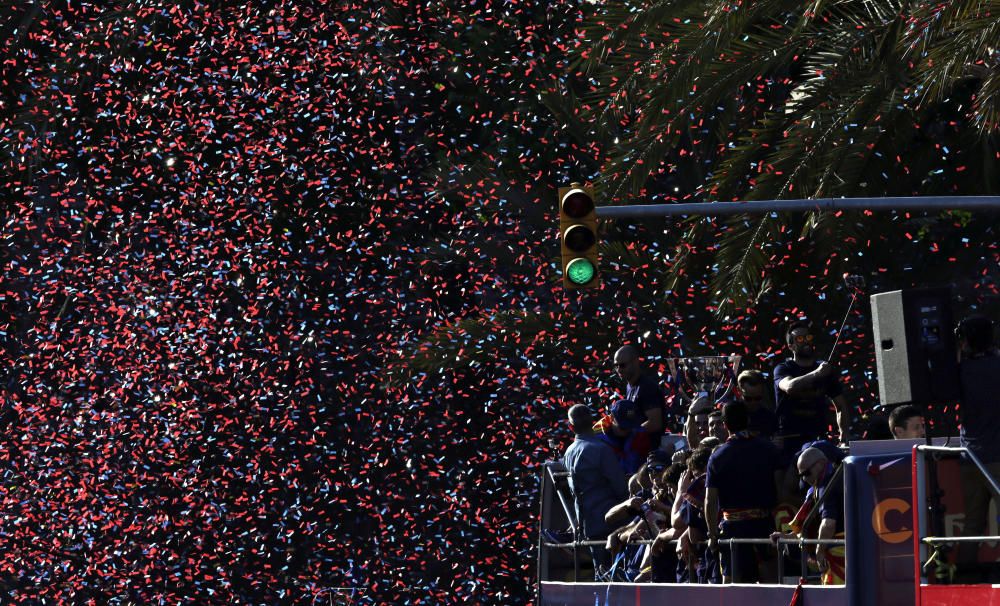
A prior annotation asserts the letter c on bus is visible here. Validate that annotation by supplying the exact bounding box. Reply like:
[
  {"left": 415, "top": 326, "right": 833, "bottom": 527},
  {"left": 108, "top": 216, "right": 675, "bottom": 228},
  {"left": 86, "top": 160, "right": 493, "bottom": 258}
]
[{"left": 872, "top": 498, "right": 912, "bottom": 544}]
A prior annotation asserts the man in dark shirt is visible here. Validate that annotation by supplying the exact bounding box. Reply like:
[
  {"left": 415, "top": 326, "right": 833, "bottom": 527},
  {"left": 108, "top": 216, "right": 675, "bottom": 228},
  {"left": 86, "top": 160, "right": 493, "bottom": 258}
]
[
  {"left": 705, "top": 401, "right": 781, "bottom": 583},
  {"left": 614, "top": 345, "right": 669, "bottom": 447},
  {"left": 563, "top": 404, "right": 629, "bottom": 578},
  {"left": 773, "top": 321, "right": 851, "bottom": 458},
  {"left": 955, "top": 315, "right": 1000, "bottom": 580}
]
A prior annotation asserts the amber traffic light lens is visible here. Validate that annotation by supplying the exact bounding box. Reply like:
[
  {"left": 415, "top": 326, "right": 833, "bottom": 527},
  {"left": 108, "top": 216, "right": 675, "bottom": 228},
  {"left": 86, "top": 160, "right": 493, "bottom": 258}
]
[{"left": 564, "top": 224, "right": 596, "bottom": 252}]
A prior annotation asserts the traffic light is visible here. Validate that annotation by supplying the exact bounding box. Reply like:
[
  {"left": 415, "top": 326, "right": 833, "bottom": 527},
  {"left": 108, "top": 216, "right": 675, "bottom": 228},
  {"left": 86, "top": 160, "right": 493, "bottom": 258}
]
[{"left": 559, "top": 184, "right": 600, "bottom": 290}]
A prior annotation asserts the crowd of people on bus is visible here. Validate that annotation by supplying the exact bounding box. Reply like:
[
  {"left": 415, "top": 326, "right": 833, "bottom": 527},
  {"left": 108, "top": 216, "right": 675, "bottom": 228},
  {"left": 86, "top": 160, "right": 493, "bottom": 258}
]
[{"left": 559, "top": 319, "right": 961, "bottom": 586}]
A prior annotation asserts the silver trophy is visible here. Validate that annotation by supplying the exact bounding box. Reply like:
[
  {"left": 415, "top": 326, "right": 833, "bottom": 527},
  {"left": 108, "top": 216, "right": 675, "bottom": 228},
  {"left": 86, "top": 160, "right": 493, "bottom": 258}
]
[{"left": 666, "top": 355, "right": 742, "bottom": 408}]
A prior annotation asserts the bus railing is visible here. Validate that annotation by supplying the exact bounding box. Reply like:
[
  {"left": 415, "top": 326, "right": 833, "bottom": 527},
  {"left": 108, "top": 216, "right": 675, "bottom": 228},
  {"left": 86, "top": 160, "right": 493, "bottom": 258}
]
[
  {"left": 540, "top": 536, "right": 845, "bottom": 584},
  {"left": 540, "top": 460, "right": 845, "bottom": 585}
]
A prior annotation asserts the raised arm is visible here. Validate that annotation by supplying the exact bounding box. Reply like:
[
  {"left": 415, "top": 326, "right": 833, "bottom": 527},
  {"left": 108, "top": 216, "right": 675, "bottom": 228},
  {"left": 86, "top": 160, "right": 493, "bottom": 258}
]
[
  {"left": 777, "top": 362, "right": 836, "bottom": 397},
  {"left": 832, "top": 394, "right": 851, "bottom": 443}
]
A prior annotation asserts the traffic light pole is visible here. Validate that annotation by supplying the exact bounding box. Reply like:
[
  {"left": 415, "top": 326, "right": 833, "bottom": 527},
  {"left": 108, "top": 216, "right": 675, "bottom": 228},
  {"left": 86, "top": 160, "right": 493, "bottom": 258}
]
[{"left": 596, "top": 196, "right": 1000, "bottom": 219}]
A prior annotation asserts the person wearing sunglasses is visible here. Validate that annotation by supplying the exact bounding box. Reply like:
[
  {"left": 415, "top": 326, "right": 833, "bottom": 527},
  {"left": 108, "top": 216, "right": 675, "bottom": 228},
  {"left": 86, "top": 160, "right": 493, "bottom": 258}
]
[
  {"left": 773, "top": 321, "right": 852, "bottom": 459},
  {"left": 770, "top": 444, "right": 846, "bottom": 585}
]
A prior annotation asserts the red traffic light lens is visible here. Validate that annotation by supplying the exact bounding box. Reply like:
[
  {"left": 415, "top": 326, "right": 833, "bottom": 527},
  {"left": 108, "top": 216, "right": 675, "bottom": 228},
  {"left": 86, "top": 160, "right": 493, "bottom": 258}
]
[{"left": 561, "top": 188, "right": 594, "bottom": 219}]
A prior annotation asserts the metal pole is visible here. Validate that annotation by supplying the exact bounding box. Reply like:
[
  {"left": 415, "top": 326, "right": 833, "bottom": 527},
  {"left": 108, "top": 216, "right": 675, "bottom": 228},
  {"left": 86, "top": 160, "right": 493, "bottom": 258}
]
[
  {"left": 596, "top": 196, "right": 1000, "bottom": 219},
  {"left": 553, "top": 538, "right": 842, "bottom": 547},
  {"left": 729, "top": 538, "right": 738, "bottom": 582},
  {"left": 545, "top": 466, "right": 580, "bottom": 582},
  {"left": 914, "top": 445, "right": 928, "bottom": 585},
  {"left": 923, "top": 536, "right": 1000, "bottom": 544},
  {"left": 537, "top": 466, "right": 548, "bottom": 598},
  {"left": 801, "top": 537, "right": 809, "bottom": 580},
  {"left": 777, "top": 540, "right": 785, "bottom": 583}
]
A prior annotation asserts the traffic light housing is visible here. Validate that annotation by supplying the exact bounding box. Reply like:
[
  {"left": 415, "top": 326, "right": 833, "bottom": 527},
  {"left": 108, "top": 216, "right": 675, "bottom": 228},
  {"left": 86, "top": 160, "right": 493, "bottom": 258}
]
[{"left": 559, "top": 184, "right": 600, "bottom": 290}]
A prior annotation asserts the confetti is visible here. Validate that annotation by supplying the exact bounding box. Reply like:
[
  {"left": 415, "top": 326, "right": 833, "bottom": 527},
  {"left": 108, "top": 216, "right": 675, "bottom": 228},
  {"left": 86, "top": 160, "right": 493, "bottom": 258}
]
[{"left": 1, "top": 2, "right": 998, "bottom": 604}]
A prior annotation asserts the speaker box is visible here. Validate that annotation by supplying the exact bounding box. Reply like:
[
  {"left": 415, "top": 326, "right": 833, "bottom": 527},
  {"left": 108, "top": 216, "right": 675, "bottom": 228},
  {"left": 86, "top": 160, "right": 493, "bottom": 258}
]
[{"left": 870, "top": 287, "right": 960, "bottom": 407}]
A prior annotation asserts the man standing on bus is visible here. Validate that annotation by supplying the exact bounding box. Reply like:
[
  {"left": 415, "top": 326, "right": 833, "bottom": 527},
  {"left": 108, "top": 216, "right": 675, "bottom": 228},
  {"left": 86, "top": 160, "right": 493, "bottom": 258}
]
[
  {"left": 613, "top": 345, "right": 669, "bottom": 448},
  {"left": 564, "top": 404, "right": 628, "bottom": 579},
  {"left": 705, "top": 401, "right": 781, "bottom": 583},
  {"left": 774, "top": 320, "right": 851, "bottom": 454}
]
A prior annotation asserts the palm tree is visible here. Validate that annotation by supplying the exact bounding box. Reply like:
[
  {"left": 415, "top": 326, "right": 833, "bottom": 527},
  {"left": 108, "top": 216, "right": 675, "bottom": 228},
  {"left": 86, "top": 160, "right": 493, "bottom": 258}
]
[{"left": 568, "top": 0, "right": 1000, "bottom": 316}]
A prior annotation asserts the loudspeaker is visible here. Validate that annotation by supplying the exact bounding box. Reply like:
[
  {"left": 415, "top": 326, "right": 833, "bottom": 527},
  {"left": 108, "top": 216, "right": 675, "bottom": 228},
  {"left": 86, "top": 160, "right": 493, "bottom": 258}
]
[{"left": 870, "top": 287, "right": 960, "bottom": 407}]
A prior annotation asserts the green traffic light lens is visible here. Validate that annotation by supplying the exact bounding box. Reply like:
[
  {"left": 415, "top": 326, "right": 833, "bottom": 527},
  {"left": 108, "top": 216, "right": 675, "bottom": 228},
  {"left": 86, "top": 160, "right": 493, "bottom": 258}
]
[{"left": 566, "top": 258, "right": 596, "bottom": 285}]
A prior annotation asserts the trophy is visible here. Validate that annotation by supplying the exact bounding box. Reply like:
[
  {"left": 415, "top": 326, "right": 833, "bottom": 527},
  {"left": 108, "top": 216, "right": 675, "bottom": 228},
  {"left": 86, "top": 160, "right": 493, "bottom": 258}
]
[{"left": 666, "top": 355, "right": 742, "bottom": 410}]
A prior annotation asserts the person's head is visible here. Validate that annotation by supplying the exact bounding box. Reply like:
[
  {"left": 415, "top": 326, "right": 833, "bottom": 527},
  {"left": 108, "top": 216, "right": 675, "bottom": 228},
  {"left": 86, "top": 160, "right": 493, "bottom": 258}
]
[
  {"left": 698, "top": 436, "right": 722, "bottom": 451},
  {"left": 708, "top": 410, "right": 729, "bottom": 441},
  {"left": 686, "top": 396, "right": 711, "bottom": 447},
  {"left": 664, "top": 462, "right": 686, "bottom": 495},
  {"left": 889, "top": 405, "right": 926, "bottom": 439},
  {"left": 687, "top": 446, "right": 712, "bottom": 476},
  {"left": 613, "top": 345, "right": 642, "bottom": 384},
  {"left": 567, "top": 404, "right": 596, "bottom": 435},
  {"left": 737, "top": 370, "right": 767, "bottom": 410},
  {"left": 786, "top": 320, "right": 816, "bottom": 361},
  {"left": 647, "top": 450, "right": 672, "bottom": 489},
  {"left": 721, "top": 400, "right": 749, "bottom": 434},
  {"left": 671, "top": 448, "right": 690, "bottom": 465},
  {"left": 796, "top": 447, "right": 828, "bottom": 488},
  {"left": 630, "top": 463, "right": 652, "bottom": 493},
  {"left": 957, "top": 315, "right": 996, "bottom": 357}
]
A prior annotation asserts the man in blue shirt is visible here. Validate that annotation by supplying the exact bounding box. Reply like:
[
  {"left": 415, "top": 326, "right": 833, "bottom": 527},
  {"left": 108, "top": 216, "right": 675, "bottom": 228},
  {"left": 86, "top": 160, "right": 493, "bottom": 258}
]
[{"left": 564, "top": 404, "right": 629, "bottom": 578}]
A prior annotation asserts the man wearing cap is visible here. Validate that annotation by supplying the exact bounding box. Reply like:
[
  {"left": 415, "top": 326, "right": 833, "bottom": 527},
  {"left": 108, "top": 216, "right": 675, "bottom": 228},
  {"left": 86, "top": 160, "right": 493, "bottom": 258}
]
[
  {"left": 564, "top": 404, "right": 629, "bottom": 578},
  {"left": 613, "top": 345, "right": 669, "bottom": 448},
  {"left": 593, "top": 399, "right": 654, "bottom": 474}
]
